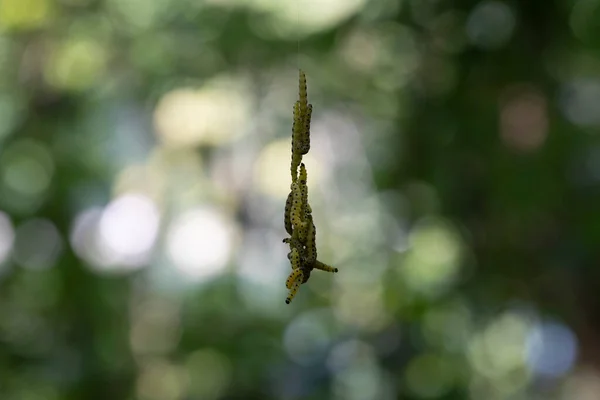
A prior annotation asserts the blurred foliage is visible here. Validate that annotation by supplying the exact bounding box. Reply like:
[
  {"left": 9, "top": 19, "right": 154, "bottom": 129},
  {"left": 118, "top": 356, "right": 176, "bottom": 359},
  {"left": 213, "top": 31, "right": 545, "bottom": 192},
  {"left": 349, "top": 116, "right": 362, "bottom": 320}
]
[{"left": 1, "top": 0, "right": 600, "bottom": 399}]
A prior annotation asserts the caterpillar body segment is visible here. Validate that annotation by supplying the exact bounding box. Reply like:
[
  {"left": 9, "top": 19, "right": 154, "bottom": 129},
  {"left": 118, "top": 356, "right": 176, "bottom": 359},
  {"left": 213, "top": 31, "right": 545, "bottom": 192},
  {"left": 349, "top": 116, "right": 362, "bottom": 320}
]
[
  {"left": 299, "top": 164, "right": 308, "bottom": 200},
  {"left": 297, "top": 163, "right": 309, "bottom": 243},
  {"left": 290, "top": 182, "right": 303, "bottom": 227},
  {"left": 293, "top": 99, "right": 303, "bottom": 120},
  {"left": 285, "top": 275, "right": 303, "bottom": 304},
  {"left": 296, "top": 223, "right": 308, "bottom": 243},
  {"left": 291, "top": 153, "right": 302, "bottom": 182},
  {"left": 291, "top": 100, "right": 304, "bottom": 181},
  {"left": 298, "top": 70, "right": 308, "bottom": 114},
  {"left": 305, "top": 213, "right": 317, "bottom": 264},
  {"left": 284, "top": 191, "right": 293, "bottom": 235},
  {"left": 299, "top": 104, "right": 312, "bottom": 155},
  {"left": 314, "top": 260, "right": 338, "bottom": 273},
  {"left": 292, "top": 101, "right": 304, "bottom": 155},
  {"left": 286, "top": 268, "right": 303, "bottom": 289},
  {"left": 285, "top": 268, "right": 304, "bottom": 289},
  {"left": 288, "top": 247, "right": 301, "bottom": 270}
]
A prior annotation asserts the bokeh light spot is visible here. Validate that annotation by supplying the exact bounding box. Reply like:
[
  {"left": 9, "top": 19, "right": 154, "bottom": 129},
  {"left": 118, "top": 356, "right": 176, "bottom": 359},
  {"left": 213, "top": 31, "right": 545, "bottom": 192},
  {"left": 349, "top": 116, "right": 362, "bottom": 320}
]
[
  {"left": 284, "top": 310, "right": 335, "bottom": 365},
  {"left": 526, "top": 321, "right": 578, "bottom": 379},
  {"left": 335, "top": 281, "right": 389, "bottom": 331},
  {"left": 466, "top": 0, "right": 516, "bottom": 49},
  {"left": 249, "top": 0, "right": 368, "bottom": 38},
  {"left": 70, "top": 207, "right": 111, "bottom": 270},
  {"left": 154, "top": 79, "right": 250, "bottom": 148},
  {"left": 186, "top": 349, "right": 232, "bottom": 400},
  {"left": 136, "top": 359, "right": 188, "bottom": 400},
  {"left": 3, "top": 156, "right": 49, "bottom": 196},
  {"left": 0, "top": 139, "right": 54, "bottom": 212},
  {"left": 468, "top": 312, "right": 532, "bottom": 393},
  {"left": 561, "top": 369, "right": 600, "bottom": 400},
  {"left": 0, "top": 0, "right": 52, "bottom": 31},
  {"left": 45, "top": 38, "right": 107, "bottom": 91},
  {"left": 327, "top": 340, "right": 373, "bottom": 373},
  {"left": 13, "top": 218, "right": 62, "bottom": 270},
  {"left": 166, "top": 207, "right": 234, "bottom": 281},
  {"left": 500, "top": 86, "right": 548, "bottom": 153},
  {"left": 106, "top": 0, "right": 172, "bottom": 31},
  {"left": 560, "top": 78, "right": 600, "bottom": 127},
  {"left": 401, "top": 217, "right": 463, "bottom": 295},
  {"left": 329, "top": 340, "right": 387, "bottom": 400},
  {"left": 98, "top": 194, "right": 160, "bottom": 268},
  {"left": 570, "top": 0, "right": 600, "bottom": 44}
]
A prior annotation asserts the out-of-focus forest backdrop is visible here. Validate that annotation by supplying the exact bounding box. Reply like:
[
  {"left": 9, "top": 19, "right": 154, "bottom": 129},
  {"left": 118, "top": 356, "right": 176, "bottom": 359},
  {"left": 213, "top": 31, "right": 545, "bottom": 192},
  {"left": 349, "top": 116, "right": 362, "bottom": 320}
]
[{"left": 1, "top": 0, "right": 599, "bottom": 399}]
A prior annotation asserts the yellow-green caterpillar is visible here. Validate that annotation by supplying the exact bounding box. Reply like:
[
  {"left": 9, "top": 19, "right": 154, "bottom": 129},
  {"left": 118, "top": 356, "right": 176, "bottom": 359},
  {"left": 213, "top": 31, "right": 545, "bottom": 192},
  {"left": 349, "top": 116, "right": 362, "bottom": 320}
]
[
  {"left": 285, "top": 275, "right": 302, "bottom": 304},
  {"left": 284, "top": 190, "right": 293, "bottom": 235},
  {"left": 282, "top": 70, "right": 338, "bottom": 304}
]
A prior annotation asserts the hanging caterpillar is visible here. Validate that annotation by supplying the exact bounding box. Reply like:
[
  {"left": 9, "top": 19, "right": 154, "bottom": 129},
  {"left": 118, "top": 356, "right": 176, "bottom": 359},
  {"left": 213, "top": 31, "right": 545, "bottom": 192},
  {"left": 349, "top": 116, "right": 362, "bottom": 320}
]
[
  {"left": 282, "top": 70, "right": 338, "bottom": 305},
  {"left": 284, "top": 190, "right": 293, "bottom": 235}
]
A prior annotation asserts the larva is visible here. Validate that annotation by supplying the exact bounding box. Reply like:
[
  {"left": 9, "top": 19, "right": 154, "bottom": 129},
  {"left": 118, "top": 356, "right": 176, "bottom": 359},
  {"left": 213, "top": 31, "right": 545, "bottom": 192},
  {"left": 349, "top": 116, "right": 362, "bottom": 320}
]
[
  {"left": 288, "top": 247, "right": 301, "bottom": 270},
  {"left": 282, "top": 69, "right": 339, "bottom": 304},
  {"left": 286, "top": 268, "right": 303, "bottom": 290},
  {"left": 305, "top": 213, "right": 316, "bottom": 264},
  {"left": 299, "top": 164, "right": 308, "bottom": 203},
  {"left": 285, "top": 275, "right": 303, "bottom": 304},
  {"left": 290, "top": 182, "right": 303, "bottom": 228},
  {"left": 314, "top": 260, "right": 338, "bottom": 273},
  {"left": 298, "top": 70, "right": 308, "bottom": 114},
  {"left": 291, "top": 153, "right": 302, "bottom": 182},
  {"left": 296, "top": 164, "right": 309, "bottom": 242},
  {"left": 299, "top": 104, "right": 312, "bottom": 155},
  {"left": 292, "top": 101, "right": 304, "bottom": 156},
  {"left": 291, "top": 99, "right": 304, "bottom": 181},
  {"left": 284, "top": 190, "right": 293, "bottom": 235}
]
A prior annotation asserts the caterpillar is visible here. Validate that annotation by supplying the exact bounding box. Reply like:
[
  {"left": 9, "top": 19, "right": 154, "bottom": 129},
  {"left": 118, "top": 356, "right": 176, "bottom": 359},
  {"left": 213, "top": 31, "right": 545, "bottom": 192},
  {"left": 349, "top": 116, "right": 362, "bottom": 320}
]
[
  {"left": 282, "top": 70, "right": 338, "bottom": 304},
  {"left": 299, "top": 104, "right": 312, "bottom": 155},
  {"left": 284, "top": 190, "right": 293, "bottom": 235},
  {"left": 288, "top": 247, "right": 301, "bottom": 270},
  {"left": 296, "top": 164, "right": 309, "bottom": 242},
  {"left": 305, "top": 212, "right": 316, "bottom": 264},
  {"left": 285, "top": 275, "right": 303, "bottom": 304},
  {"left": 291, "top": 101, "right": 304, "bottom": 181},
  {"left": 290, "top": 181, "right": 305, "bottom": 232},
  {"left": 314, "top": 260, "right": 338, "bottom": 273},
  {"left": 298, "top": 70, "right": 308, "bottom": 114},
  {"left": 286, "top": 268, "right": 303, "bottom": 290}
]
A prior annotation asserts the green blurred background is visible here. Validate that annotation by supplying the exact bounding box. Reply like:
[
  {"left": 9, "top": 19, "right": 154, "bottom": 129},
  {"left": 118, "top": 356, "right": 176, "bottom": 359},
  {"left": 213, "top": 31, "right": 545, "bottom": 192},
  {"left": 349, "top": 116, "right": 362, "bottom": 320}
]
[{"left": 1, "top": 0, "right": 599, "bottom": 399}]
